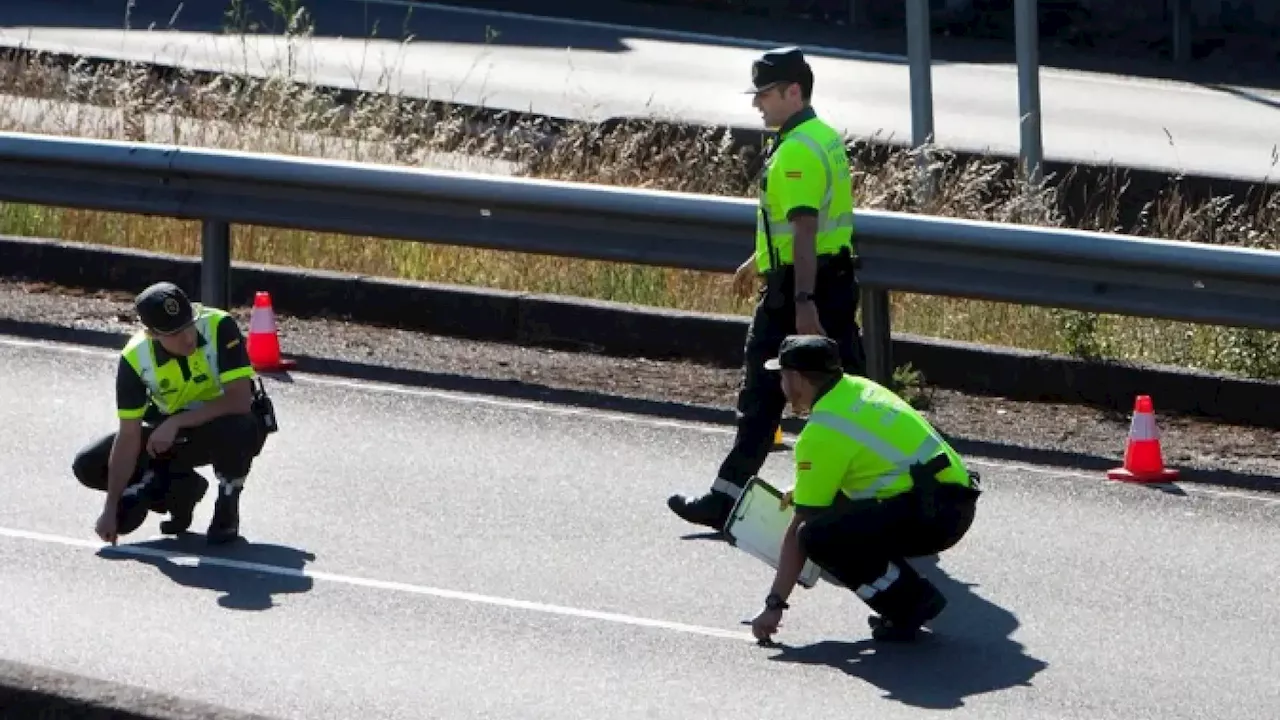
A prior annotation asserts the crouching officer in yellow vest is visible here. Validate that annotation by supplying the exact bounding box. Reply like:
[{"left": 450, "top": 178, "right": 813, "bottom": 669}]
[
  {"left": 71, "top": 281, "right": 277, "bottom": 546},
  {"left": 748, "top": 335, "right": 982, "bottom": 644},
  {"left": 668, "top": 46, "right": 866, "bottom": 531}
]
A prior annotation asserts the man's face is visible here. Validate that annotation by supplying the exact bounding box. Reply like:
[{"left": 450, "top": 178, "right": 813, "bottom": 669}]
[
  {"left": 752, "top": 82, "right": 800, "bottom": 129},
  {"left": 780, "top": 369, "right": 812, "bottom": 413},
  {"left": 153, "top": 324, "right": 198, "bottom": 357}
]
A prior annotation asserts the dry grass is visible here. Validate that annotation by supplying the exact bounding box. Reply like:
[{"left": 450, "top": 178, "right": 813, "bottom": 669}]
[{"left": 2, "top": 6, "right": 1280, "bottom": 381}]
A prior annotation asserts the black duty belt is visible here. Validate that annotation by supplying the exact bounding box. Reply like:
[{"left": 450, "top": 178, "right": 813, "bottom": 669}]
[
  {"left": 763, "top": 246, "right": 858, "bottom": 277},
  {"left": 909, "top": 452, "right": 982, "bottom": 519}
]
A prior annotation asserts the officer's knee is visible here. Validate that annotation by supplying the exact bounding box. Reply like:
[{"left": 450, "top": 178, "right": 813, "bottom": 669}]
[
  {"left": 72, "top": 430, "right": 129, "bottom": 489},
  {"left": 795, "top": 519, "right": 812, "bottom": 554},
  {"left": 71, "top": 432, "right": 118, "bottom": 487},
  {"left": 796, "top": 517, "right": 858, "bottom": 584},
  {"left": 70, "top": 449, "right": 91, "bottom": 485},
  {"left": 795, "top": 517, "right": 829, "bottom": 559},
  {"left": 71, "top": 446, "right": 104, "bottom": 491}
]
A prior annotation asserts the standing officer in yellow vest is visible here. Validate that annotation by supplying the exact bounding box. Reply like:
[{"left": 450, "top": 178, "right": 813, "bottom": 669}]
[
  {"left": 72, "top": 281, "right": 276, "bottom": 545},
  {"left": 669, "top": 47, "right": 866, "bottom": 530},
  {"left": 747, "top": 335, "right": 982, "bottom": 643}
]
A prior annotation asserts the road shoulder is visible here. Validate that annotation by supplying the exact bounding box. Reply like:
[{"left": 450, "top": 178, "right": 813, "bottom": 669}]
[{"left": 2, "top": 279, "right": 1277, "bottom": 494}]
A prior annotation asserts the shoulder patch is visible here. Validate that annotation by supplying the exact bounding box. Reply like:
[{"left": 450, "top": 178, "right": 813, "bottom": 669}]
[{"left": 797, "top": 460, "right": 812, "bottom": 470}]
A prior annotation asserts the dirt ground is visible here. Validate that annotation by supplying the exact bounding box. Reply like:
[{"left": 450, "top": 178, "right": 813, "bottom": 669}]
[{"left": 3, "top": 279, "right": 1278, "bottom": 491}]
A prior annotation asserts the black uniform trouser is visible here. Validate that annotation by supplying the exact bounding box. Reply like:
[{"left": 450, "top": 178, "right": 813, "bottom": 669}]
[
  {"left": 715, "top": 247, "right": 866, "bottom": 492},
  {"left": 72, "top": 413, "right": 266, "bottom": 530},
  {"left": 797, "top": 463, "right": 982, "bottom": 626}
]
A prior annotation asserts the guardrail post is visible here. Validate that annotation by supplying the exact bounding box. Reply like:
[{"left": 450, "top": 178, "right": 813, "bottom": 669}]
[
  {"left": 1015, "top": 0, "right": 1043, "bottom": 187},
  {"left": 1170, "top": 0, "right": 1191, "bottom": 63},
  {"left": 861, "top": 287, "right": 892, "bottom": 385},
  {"left": 201, "top": 219, "right": 230, "bottom": 309},
  {"left": 906, "top": 0, "right": 936, "bottom": 204}
]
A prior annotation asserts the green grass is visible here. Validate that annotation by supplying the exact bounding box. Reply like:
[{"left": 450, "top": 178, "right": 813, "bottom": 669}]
[{"left": 2, "top": 1, "right": 1280, "bottom": 383}]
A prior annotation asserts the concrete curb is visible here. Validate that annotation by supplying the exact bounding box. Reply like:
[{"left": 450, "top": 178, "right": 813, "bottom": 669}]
[
  {"left": 0, "top": 658, "right": 279, "bottom": 720},
  {"left": 4, "top": 234, "right": 1280, "bottom": 430}
]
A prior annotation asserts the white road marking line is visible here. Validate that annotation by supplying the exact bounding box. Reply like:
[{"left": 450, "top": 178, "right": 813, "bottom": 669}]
[
  {"left": 0, "top": 525, "right": 757, "bottom": 642},
  {"left": 1143, "top": 483, "right": 1280, "bottom": 506},
  {"left": 0, "top": 335, "right": 120, "bottom": 357},
  {"left": 295, "top": 372, "right": 732, "bottom": 432},
  {"left": 4, "top": 334, "right": 1279, "bottom": 506}
]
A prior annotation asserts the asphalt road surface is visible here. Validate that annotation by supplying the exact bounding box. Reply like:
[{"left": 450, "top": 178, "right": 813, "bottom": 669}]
[
  {"left": 3, "top": 333, "right": 1280, "bottom": 719},
  {"left": 3, "top": 1, "right": 1280, "bottom": 182}
]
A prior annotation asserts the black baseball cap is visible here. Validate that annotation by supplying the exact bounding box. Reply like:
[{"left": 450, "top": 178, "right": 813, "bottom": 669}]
[
  {"left": 135, "top": 281, "right": 195, "bottom": 335},
  {"left": 745, "top": 46, "right": 813, "bottom": 94},
  {"left": 764, "top": 335, "right": 842, "bottom": 372}
]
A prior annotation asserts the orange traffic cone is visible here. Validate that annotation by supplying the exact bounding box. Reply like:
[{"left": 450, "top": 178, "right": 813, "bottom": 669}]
[
  {"left": 245, "top": 291, "right": 296, "bottom": 372},
  {"left": 1107, "top": 395, "right": 1179, "bottom": 483},
  {"left": 768, "top": 426, "right": 786, "bottom": 451}
]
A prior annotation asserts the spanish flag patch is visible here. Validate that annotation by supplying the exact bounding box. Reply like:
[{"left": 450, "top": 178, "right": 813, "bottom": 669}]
[
  {"left": 797, "top": 460, "right": 812, "bottom": 471},
  {"left": 785, "top": 170, "right": 803, "bottom": 179}
]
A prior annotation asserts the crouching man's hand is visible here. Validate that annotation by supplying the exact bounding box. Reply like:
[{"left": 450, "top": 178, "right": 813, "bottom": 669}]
[
  {"left": 751, "top": 606, "right": 783, "bottom": 642},
  {"left": 95, "top": 507, "right": 118, "bottom": 545}
]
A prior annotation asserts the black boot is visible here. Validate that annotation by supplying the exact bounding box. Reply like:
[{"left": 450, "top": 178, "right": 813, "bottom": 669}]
[
  {"left": 867, "top": 583, "right": 947, "bottom": 642},
  {"left": 160, "top": 471, "right": 209, "bottom": 535},
  {"left": 207, "top": 480, "right": 243, "bottom": 545},
  {"left": 666, "top": 491, "right": 734, "bottom": 530}
]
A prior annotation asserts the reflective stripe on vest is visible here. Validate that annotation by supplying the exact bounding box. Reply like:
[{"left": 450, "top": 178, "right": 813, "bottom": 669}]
[
  {"left": 755, "top": 120, "right": 856, "bottom": 272},
  {"left": 127, "top": 309, "right": 226, "bottom": 415},
  {"left": 760, "top": 132, "right": 856, "bottom": 238},
  {"left": 805, "top": 409, "right": 944, "bottom": 500}
]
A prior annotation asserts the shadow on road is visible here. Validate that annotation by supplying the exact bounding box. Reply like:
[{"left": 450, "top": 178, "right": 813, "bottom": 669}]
[
  {"left": 97, "top": 534, "right": 316, "bottom": 611},
  {"left": 763, "top": 554, "right": 1047, "bottom": 710},
  {"left": 679, "top": 530, "right": 726, "bottom": 542},
  {"left": 1201, "top": 83, "right": 1280, "bottom": 113}
]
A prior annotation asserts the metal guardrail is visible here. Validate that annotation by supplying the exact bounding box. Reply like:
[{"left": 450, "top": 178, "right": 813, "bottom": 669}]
[{"left": 4, "top": 129, "right": 1280, "bottom": 384}]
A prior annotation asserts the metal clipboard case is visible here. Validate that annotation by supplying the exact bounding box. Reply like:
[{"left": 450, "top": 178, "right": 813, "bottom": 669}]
[{"left": 723, "top": 476, "right": 824, "bottom": 589}]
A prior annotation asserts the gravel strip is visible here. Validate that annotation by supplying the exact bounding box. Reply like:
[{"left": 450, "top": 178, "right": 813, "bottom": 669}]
[{"left": 3, "top": 279, "right": 1278, "bottom": 489}]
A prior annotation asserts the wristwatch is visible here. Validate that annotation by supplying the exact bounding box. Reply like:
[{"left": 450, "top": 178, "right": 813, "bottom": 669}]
[
  {"left": 765, "top": 593, "right": 789, "bottom": 611},
  {"left": 794, "top": 291, "right": 814, "bottom": 303}
]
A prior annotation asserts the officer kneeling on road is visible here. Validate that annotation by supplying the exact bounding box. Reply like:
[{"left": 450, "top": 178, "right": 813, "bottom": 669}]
[
  {"left": 747, "top": 335, "right": 982, "bottom": 643},
  {"left": 71, "top": 281, "right": 278, "bottom": 546}
]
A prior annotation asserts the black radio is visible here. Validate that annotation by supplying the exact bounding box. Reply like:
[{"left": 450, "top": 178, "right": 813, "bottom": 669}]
[{"left": 250, "top": 378, "right": 279, "bottom": 434}]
